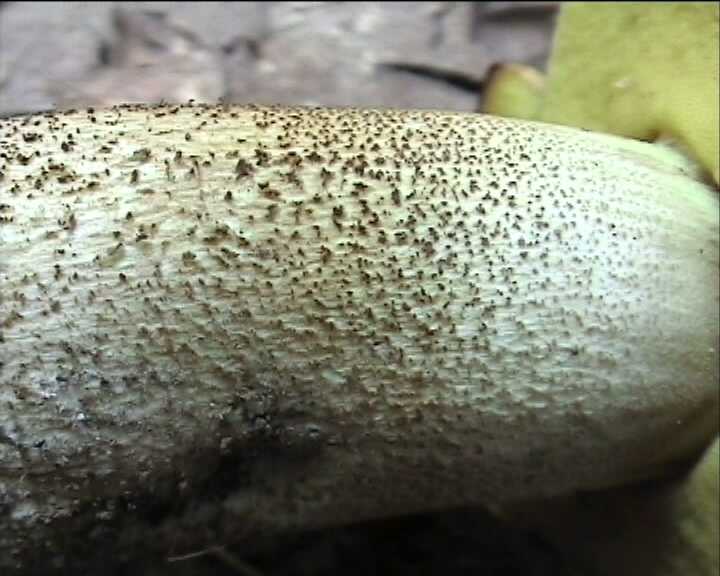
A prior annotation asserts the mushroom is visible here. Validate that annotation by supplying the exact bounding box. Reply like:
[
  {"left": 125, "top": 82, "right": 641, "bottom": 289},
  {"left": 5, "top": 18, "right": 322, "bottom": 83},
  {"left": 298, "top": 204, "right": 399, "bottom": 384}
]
[{"left": 0, "top": 103, "right": 717, "bottom": 573}]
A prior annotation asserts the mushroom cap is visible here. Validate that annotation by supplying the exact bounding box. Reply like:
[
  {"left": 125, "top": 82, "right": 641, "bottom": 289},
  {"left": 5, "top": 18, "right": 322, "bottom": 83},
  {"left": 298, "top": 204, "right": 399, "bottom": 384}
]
[{"left": 0, "top": 105, "right": 717, "bottom": 538}]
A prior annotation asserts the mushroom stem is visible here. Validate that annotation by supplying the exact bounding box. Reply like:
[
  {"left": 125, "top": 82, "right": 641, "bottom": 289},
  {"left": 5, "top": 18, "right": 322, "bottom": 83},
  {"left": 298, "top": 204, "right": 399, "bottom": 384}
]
[
  {"left": 504, "top": 436, "right": 719, "bottom": 576},
  {"left": 0, "top": 104, "right": 717, "bottom": 572}
]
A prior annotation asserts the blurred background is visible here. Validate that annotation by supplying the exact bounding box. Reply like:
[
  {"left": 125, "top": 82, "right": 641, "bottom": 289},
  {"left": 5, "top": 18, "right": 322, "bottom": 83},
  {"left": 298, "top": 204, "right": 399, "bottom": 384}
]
[
  {"left": 0, "top": 2, "right": 557, "bottom": 115},
  {"left": 0, "top": 2, "right": 566, "bottom": 574}
]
